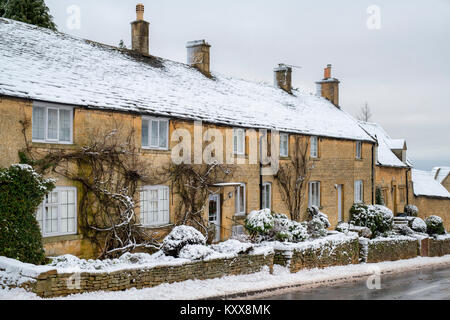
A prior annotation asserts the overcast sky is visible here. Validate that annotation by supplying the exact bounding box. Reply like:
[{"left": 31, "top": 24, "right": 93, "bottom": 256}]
[{"left": 45, "top": 0, "right": 450, "bottom": 171}]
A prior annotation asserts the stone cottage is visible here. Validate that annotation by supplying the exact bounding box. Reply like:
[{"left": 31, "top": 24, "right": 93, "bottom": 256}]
[{"left": 0, "top": 4, "right": 446, "bottom": 258}]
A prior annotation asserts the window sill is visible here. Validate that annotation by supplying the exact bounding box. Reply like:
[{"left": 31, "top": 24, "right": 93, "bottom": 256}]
[
  {"left": 310, "top": 157, "right": 320, "bottom": 161},
  {"left": 141, "top": 148, "right": 171, "bottom": 154},
  {"left": 142, "top": 223, "right": 173, "bottom": 229},
  {"left": 355, "top": 158, "right": 363, "bottom": 161},
  {"left": 32, "top": 142, "right": 76, "bottom": 149},
  {"left": 42, "top": 233, "right": 81, "bottom": 244},
  {"left": 280, "top": 156, "right": 290, "bottom": 160}
]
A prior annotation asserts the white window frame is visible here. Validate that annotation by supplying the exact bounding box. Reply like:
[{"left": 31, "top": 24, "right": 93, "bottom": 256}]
[
  {"left": 140, "top": 185, "right": 170, "bottom": 227},
  {"left": 233, "top": 128, "right": 246, "bottom": 155},
  {"left": 280, "top": 133, "right": 289, "bottom": 157},
  {"left": 142, "top": 117, "right": 169, "bottom": 150},
  {"left": 262, "top": 182, "right": 272, "bottom": 210},
  {"left": 235, "top": 183, "right": 246, "bottom": 215},
  {"left": 36, "top": 187, "right": 77, "bottom": 237},
  {"left": 32, "top": 102, "right": 74, "bottom": 144},
  {"left": 308, "top": 181, "right": 321, "bottom": 208},
  {"left": 354, "top": 180, "right": 364, "bottom": 203},
  {"left": 356, "top": 141, "right": 362, "bottom": 159},
  {"left": 310, "top": 136, "right": 318, "bottom": 158}
]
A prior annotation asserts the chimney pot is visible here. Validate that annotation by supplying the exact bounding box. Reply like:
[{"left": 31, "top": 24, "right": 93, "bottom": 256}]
[
  {"left": 316, "top": 64, "right": 340, "bottom": 107},
  {"left": 136, "top": 3, "right": 145, "bottom": 21},
  {"left": 324, "top": 64, "right": 332, "bottom": 79}
]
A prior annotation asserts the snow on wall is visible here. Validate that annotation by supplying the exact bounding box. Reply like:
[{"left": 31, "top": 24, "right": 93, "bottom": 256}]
[{"left": 0, "top": 18, "right": 374, "bottom": 142}]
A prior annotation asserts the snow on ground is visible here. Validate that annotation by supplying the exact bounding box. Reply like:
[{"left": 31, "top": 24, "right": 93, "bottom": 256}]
[{"left": 1, "top": 255, "right": 449, "bottom": 300}]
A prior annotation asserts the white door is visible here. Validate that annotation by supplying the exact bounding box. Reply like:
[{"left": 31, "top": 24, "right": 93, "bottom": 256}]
[
  {"left": 337, "top": 185, "right": 343, "bottom": 222},
  {"left": 208, "top": 194, "right": 221, "bottom": 242}
]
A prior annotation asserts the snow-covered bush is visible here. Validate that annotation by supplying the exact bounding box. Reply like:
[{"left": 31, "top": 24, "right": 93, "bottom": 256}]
[
  {"left": 404, "top": 204, "right": 419, "bottom": 217},
  {"left": 396, "top": 224, "right": 414, "bottom": 236},
  {"left": 307, "top": 206, "right": 330, "bottom": 238},
  {"left": 161, "top": 226, "right": 206, "bottom": 257},
  {"left": 245, "top": 209, "right": 308, "bottom": 243},
  {"left": 178, "top": 244, "right": 215, "bottom": 260},
  {"left": 349, "top": 203, "right": 394, "bottom": 238},
  {"left": 336, "top": 222, "right": 350, "bottom": 233},
  {"left": 425, "top": 215, "right": 446, "bottom": 236},
  {"left": 411, "top": 217, "right": 427, "bottom": 233},
  {"left": 272, "top": 213, "right": 308, "bottom": 242},
  {"left": 0, "top": 164, "right": 55, "bottom": 265},
  {"left": 245, "top": 209, "right": 274, "bottom": 235}
]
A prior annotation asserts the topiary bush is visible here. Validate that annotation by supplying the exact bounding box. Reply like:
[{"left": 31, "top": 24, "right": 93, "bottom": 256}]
[
  {"left": 0, "top": 164, "right": 55, "bottom": 265},
  {"left": 404, "top": 204, "right": 419, "bottom": 217},
  {"left": 349, "top": 203, "right": 394, "bottom": 238},
  {"left": 425, "top": 215, "right": 446, "bottom": 236},
  {"left": 245, "top": 209, "right": 275, "bottom": 237},
  {"left": 161, "top": 225, "right": 206, "bottom": 258},
  {"left": 411, "top": 217, "right": 427, "bottom": 233},
  {"left": 375, "top": 187, "right": 384, "bottom": 205},
  {"left": 307, "top": 206, "right": 330, "bottom": 238}
]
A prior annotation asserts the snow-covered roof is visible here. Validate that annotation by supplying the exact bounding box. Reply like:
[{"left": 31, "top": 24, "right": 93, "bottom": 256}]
[
  {"left": 411, "top": 169, "right": 450, "bottom": 198},
  {"left": 431, "top": 167, "right": 450, "bottom": 184},
  {"left": 358, "top": 121, "right": 411, "bottom": 168},
  {"left": 0, "top": 18, "right": 374, "bottom": 142}
]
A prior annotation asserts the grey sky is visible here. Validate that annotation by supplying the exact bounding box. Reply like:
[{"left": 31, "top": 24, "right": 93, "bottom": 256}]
[{"left": 46, "top": 0, "right": 450, "bottom": 170}]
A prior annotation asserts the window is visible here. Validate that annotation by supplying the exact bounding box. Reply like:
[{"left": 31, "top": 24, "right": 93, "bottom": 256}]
[
  {"left": 354, "top": 180, "right": 364, "bottom": 203},
  {"left": 140, "top": 186, "right": 170, "bottom": 227},
  {"left": 233, "top": 128, "right": 245, "bottom": 155},
  {"left": 32, "top": 103, "right": 73, "bottom": 144},
  {"left": 36, "top": 187, "right": 77, "bottom": 237},
  {"left": 399, "top": 187, "right": 406, "bottom": 203},
  {"left": 235, "top": 183, "right": 246, "bottom": 215},
  {"left": 280, "top": 133, "right": 289, "bottom": 157},
  {"left": 308, "top": 181, "right": 320, "bottom": 208},
  {"left": 142, "top": 117, "right": 169, "bottom": 150},
  {"left": 262, "top": 182, "right": 272, "bottom": 209},
  {"left": 356, "top": 141, "right": 362, "bottom": 159},
  {"left": 232, "top": 225, "right": 245, "bottom": 237},
  {"left": 310, "top": 136, "right": 318, "bottom": 158},
  {"left": 382, "top": 188, "right": 388, "bottom": 205}
]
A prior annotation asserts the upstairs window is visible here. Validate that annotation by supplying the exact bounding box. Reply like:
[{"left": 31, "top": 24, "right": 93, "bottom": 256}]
[
  {"left": 235, "top": 183, "right": 246, "bottom": 215},
  {"left": 308, "top": 181, "right": 321, "bottom": 208},
  {"left": 32, "top": 103, "right": 73, "bottom": 144},
  {"left": 310, "top": 136, "right": 318, "bottom": 158},
  {"left": 36, "top": 187, "right": 77, "bottom": 237},
  {"left": 356, "top": 141, "right": 362, "bottom": 159},
  {"left": 280, "top": 133, "right": 289, "bottom": 157},
  {"left": 140, "top": 185, "right": 170, "bottom": 227},
  {"left": 233, "top": 128, "right": 245, "bottom": 155},
  {"left": 354, "top": 180, "right": 364, "bottom": 203},
  {"left": 142, "top": 117, "right": 169, "bottom": 150}
]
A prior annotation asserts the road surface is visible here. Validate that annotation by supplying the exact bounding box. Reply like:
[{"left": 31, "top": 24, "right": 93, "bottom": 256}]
[{"left": 255, "top": 266, "right": 450, "bottom": 300}]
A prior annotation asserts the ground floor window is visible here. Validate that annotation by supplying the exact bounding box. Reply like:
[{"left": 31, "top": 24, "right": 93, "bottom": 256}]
[
  {"left": 235, "top": 183, "right": 246, "bottom": 215},
  {"left": 308, "top": 181, "right": 321, "bottom": 208},
  {"left": 354, "top": 180, "right": 364, "bottom": 203},
  {"left": 36, "top": 187, "right": 77, "bottom": 237},
  {"left": 140, "top": 185, "right": 170, "bottom": 227},
  {"left": 262, "top": 182, "right": 272, "bottom": 210}
]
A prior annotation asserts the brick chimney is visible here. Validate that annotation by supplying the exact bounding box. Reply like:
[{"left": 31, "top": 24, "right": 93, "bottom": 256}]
[
  {"left": 316, "top": 64, "right": 340, "bottom": 107},
  {"left": 274, "top": 64, "right": 292, "bottom": 94},
  {"left": 131, "top": 3, "right": 149, "bottom": 55},
  {"left": 186, "top": 40, "right": 211, "bottom": 77}
]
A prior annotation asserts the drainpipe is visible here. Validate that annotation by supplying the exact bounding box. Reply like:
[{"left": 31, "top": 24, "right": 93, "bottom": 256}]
[
  {"left": 259, "top": 135, "right": 263, "bottom": 209},
  {"left": 406, "top": 167, "right": 411, "bottom": 205},
  {"left": 371, "top": 143, "right": 375, "bottom": 204}
]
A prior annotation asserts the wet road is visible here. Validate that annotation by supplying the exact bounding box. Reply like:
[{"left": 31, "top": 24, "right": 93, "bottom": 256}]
[{"left": 257, "top": 266, "right": 450, "bottom": 300}]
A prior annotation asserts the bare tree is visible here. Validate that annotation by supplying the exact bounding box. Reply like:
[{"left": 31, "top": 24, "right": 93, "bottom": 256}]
[
  {"left": 275, "top": 136, "right": 312, "bottom": 222},
  {"left": 357, "top": 102, "right": 373, "bottom": 122}
]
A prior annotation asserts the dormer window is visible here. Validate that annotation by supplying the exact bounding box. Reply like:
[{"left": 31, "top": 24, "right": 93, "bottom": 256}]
[{"left": 356, "top": 141, "right": 362, "bottom": 159}]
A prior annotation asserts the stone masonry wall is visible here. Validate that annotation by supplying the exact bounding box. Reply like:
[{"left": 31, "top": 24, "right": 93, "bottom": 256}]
[
  {"left": 20, "top": 252, "right": 274, "bottom": 298},
  {"left": 273, "top": 236, "right": 360, "bottom": 273},
  {"left": 364, "top": 238, "right": 418, "bottom": 263}
]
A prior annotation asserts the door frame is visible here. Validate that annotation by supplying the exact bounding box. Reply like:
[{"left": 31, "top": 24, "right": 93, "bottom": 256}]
[{"left": 208, "top": 194, "right": 221, "bottom": 243}]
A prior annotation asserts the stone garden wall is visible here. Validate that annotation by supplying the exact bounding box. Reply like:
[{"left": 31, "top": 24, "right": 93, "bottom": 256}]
[
  {"left": 420, "top": 237, "right": 450, "bottom": 257},
  {"left": 273, "top": 234, "right": 360, "bottom": 273},
  {"left": 363, "top": 237, "right": 419, "bottom": 263},
  {"left": 11, "top": 252, "right": 274, "bottom": 298}
]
